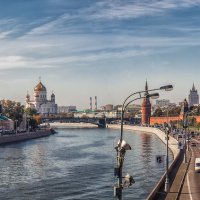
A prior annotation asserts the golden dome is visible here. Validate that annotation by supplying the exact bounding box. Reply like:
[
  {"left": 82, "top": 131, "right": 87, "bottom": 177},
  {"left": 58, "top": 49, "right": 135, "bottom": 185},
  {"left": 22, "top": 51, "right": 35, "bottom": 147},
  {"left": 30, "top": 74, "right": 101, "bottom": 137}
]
[{"left": 34, "top": 81, "right": 46, "bottom": 92}]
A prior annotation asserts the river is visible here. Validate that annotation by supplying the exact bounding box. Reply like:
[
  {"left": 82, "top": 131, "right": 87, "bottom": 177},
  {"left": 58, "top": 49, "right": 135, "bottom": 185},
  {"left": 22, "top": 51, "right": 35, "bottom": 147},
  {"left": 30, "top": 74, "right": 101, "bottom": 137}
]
[{"left": 0, "top": 128, "right": 173, "bottom": 200}]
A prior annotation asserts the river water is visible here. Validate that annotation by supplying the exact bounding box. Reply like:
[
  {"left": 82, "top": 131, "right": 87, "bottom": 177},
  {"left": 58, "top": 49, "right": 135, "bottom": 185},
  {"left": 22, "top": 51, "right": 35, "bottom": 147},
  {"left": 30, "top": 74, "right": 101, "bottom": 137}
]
[{"left": 0, "top": 128, "right": 173, "bottom": 200}]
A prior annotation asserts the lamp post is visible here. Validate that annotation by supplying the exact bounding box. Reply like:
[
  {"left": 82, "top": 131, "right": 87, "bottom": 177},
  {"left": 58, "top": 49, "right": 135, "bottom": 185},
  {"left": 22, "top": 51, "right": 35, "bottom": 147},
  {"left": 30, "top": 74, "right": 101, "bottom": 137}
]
[
  {"left": 120, "top": 85, "right": 173, "bottom": 143},
  {"left": 183, "top": 110, "right": 194, "bottom": 163},
  {"left": 164, "top": 105, "right": 169, "bottom": 192},
  {"left": 15, "top": 120, "right": 18, "bottom": 134},
  {"left": 114, "top": 84, "right": 173, "bottom": 200},
  {"left": 183, "top": 113, "right": 188, "bottom": 163},
  {"left": 164, "top": 126, "right": 170, "bottom": 192},
  {"left": 27, "top": 118, "right": 30, "bottom": 133}
]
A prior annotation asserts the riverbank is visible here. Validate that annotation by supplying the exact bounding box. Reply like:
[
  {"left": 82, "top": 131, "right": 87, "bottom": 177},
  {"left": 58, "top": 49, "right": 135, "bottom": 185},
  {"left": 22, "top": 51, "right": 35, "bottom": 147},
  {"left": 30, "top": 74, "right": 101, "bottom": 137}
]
[
  {"left": 0, "top": 129, "right": 52, "bottom": 145},
  {"left": 49, "top": 122, "right": 97, "bottom": 128},
  {"left": 108, "top": 124, "right": 181, "bottom": 200},
  {"left": 108, "top": 124, "right": 179, "bottom": 158}
]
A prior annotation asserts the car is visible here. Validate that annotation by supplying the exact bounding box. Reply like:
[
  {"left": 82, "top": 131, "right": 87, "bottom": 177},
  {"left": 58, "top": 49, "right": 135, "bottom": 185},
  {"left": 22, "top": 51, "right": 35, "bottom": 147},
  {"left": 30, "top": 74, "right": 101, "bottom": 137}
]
[
  {"left": 191, "top": 142, "right": 196, "bottom": 147},
  {"left": 178, "top": 134, "right": 183, "bottom": 138},
  {"left": 195, "top": 158, "right": 200, "bottom": 173}
]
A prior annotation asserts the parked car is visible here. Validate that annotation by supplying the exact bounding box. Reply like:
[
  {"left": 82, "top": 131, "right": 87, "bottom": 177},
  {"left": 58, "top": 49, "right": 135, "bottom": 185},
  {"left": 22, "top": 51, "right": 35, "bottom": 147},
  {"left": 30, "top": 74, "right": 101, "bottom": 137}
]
[
  {"left": 191, "top": 142, "right": 196, "bottom": 147},
  {"left": 195, "top": 158, "right": 200, "bottom": 173}
]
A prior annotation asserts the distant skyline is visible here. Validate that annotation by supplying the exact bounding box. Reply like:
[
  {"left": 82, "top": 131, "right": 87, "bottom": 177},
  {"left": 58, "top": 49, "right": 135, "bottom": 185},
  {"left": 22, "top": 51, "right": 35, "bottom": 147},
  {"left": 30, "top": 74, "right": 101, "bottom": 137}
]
[{"left": 1, "top": 0, "right": 200, "bottom": 109}]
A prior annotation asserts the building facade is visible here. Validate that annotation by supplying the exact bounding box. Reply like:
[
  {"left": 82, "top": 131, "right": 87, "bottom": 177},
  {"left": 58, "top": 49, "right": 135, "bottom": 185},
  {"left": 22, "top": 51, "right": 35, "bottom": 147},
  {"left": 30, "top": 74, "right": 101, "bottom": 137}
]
[
  {"left": 26, "top": 80, "right": 57, "bottom": 116},
  {"left": 156, "top": 99, "right": 170, "bottom": 107},
  {"left": 141, "top": 81, "right": 151, "bottom": 125},
  {"left": 58, "top": 106, "right": 77, "bottom": 113},
  {"left": 0, "top": 115, "right": 14, "bottom": 132},
  {"left": 188, "top": 83, "right": 199, "bottom": 107}
]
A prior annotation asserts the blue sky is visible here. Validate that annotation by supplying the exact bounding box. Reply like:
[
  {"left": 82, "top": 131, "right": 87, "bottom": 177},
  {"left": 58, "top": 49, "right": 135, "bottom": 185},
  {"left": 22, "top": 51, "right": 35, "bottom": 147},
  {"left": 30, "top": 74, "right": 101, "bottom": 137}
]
[{"left": 1, "top": 0, "right": 200, "bottom": 109}]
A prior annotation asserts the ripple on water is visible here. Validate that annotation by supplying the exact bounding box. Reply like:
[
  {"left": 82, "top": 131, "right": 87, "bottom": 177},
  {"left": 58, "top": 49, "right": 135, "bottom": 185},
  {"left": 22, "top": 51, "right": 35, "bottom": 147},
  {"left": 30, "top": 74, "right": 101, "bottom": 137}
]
[{"left": 0, "top": 128, "right": 173, "bottom": 200}]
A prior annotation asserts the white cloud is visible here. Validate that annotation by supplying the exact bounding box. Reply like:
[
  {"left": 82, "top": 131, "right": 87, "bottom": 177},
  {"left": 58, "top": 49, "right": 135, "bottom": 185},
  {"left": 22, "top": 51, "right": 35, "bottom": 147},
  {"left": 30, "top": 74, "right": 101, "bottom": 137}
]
[
  {"left": 0, "top": 31, "right": 13, "bottom": 39},
  {"left": 22, "top": 0, "right": 200, "bottom": 37},
  {"left": 0, "top": 56, "right": 27, "bottom": 69},
  {"left": 0, "top": 34, "right": 199, "bottom": 70},
  {"left": 86, "top": 0, "right": 200, "bottom": 20}
]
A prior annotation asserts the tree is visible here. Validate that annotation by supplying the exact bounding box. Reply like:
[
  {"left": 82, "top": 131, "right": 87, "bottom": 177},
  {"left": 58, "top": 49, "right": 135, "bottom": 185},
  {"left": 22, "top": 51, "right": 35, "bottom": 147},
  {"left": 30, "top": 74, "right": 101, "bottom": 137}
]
[
  {"left": 33, "top": 115, "right": 42, "bottom": 125},
  {"left": 24, "top": 107, "right": 38, "bottom": 117},
  {"left": 153, "top": 108, "right": 163, "bottom": 117},
  {"left": 162, "top": 106, "right": 181, "bottom": 117},
  {"left": 196, "top": 122, "right": 200, "bottom": 131},
  {"left": 24, "top": 108, "right": 42, "bottom": 128},
  {"left": 1, "top": 99, "right": 24, "bottom": 124}
]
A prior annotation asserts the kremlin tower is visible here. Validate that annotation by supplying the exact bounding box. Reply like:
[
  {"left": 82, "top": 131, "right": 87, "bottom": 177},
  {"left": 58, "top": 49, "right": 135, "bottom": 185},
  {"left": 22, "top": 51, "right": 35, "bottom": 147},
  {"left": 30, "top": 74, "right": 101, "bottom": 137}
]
[{"left": 141, "top": 81, "right": 151, "bottom": 125}]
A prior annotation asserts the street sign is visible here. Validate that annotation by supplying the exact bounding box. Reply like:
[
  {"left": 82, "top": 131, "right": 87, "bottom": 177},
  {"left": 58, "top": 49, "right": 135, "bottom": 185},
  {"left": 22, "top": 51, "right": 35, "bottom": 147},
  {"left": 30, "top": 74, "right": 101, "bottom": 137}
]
[{"left": 155, "top": 155, "right": 164, "bottom": 168}]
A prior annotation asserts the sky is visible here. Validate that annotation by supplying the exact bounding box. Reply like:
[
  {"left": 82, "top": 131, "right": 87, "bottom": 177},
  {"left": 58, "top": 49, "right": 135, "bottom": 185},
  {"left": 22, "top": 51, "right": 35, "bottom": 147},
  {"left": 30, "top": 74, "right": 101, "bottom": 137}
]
[{"left": 1, "top": 0, "right": 200, "bottom": 109}]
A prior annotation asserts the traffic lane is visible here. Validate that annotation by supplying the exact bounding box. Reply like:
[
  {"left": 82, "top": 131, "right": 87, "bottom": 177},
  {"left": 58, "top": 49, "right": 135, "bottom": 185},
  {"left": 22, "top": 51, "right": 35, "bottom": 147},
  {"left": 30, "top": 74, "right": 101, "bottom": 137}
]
[{"left": 186, "top": 144, "right": 200, "bottom": 200}]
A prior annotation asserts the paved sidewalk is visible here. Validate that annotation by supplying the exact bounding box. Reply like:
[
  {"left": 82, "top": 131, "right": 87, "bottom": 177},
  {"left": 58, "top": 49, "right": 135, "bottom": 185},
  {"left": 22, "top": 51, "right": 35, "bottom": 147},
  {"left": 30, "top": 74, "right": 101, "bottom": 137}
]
[{"left": 165, "top": 151, "right": 191, "bottom": 200}]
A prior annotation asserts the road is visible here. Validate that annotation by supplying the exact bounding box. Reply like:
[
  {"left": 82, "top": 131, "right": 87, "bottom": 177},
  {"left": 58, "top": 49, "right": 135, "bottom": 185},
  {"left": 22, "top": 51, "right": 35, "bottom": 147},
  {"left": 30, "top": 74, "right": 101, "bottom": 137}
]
[{"left": 180, "top": 138, "right": 200, "bottom": 200}]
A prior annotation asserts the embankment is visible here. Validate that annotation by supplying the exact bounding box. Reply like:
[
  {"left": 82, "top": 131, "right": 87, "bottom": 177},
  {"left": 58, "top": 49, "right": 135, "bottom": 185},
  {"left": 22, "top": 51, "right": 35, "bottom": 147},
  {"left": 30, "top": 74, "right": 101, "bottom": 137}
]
[
  {"left": 108, "top": 124, "right": 180, "bottom": 200},
  {"left": 108, "top": 125, "right": 179, "bottom": 158},
  {"left": 0, "top": 130, "right": 52, "bottom": 145}
]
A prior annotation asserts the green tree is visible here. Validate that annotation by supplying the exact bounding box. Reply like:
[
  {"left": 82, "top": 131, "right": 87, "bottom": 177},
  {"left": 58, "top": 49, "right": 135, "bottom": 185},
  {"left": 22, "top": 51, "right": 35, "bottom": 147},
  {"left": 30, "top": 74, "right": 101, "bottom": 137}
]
[
  {"left": 24, "top": 108, "right": 41, "bottom": 128},
  {"left": 162, "top": 106, "right": 181, "bottom": 117},
  {"left": 196, "top": 122, "right": 200, "bottom": 131},
  {"left": 24, "top": 107, "right": 38, "bottom": 117},
  {"left": 153, "top": 108, "right": 163, "bottom": 117},
  {"left": 1, "top": 99, "right": 24, "bottom": 124}
]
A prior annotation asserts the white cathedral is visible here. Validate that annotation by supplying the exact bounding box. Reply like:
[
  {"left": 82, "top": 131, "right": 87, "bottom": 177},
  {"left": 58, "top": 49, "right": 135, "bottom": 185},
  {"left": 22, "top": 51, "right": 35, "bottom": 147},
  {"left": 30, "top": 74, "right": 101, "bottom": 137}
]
[{"left": 26, "top": 80, "right": 58, "bottom": 116}]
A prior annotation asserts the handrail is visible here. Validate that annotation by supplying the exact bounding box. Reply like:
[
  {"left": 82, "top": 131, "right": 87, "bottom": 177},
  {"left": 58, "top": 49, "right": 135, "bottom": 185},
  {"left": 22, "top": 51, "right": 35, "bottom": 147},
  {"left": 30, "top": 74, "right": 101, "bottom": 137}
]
[
  {"left": 147, "top": 129, "right": 181, "bottom": 200},
  {"left": 175, "top": 146, "right": 192, "bottom": 200}
]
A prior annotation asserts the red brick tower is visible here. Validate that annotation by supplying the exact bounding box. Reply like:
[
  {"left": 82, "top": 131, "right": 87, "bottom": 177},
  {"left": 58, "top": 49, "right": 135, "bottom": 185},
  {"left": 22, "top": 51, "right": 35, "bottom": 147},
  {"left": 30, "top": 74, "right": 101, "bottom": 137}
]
[{"left": 141, "top": 81, "right": 151, "bottom": 125}]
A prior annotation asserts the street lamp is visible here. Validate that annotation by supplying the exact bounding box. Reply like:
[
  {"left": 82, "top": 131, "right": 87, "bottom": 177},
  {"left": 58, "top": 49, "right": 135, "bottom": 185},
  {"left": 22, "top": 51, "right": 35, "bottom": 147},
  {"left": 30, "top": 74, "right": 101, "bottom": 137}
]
[
  {"left": 182, "top": 110, "right": 195, "bottom": 163},
  {"left": 164, "top": 126, "right": 170, "bottom": 192},
  {"left": 120, "top": 85, "right": 173, "bottom": 142},
  {"left": 114, "top": 93, "right": 160, "bottom": 200},
  {"left": 114, "top": 84, "right": 173, "bottom": 200},
  {"left": 15, "top": 120, "right": 18, "bottom": 134},
  {"left": 164, "top": 104, "right": 170, "bottom": 192},
  {"left": 27, "top": 118, "right": 30, "bottom": 133},
  {"left": 183, "top": 112, "right": 188, "bottom": 163}
]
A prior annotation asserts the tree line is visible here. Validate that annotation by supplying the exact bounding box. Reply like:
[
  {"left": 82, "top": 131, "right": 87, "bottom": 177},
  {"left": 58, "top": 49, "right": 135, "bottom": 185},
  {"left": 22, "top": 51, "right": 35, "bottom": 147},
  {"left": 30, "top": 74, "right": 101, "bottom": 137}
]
[{"left": 0, "top": 99, "right": 41, "bottom": 128}]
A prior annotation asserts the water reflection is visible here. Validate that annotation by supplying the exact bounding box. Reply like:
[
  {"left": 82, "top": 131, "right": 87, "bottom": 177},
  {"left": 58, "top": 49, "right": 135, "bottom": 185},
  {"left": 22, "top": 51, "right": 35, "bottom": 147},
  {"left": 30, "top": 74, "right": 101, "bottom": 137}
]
[
  {"left": 140, "top": 133, "right": 153, "bottom": 189},
  {"left": 0, "top": 128, "right": 173, "bottom": 200}
]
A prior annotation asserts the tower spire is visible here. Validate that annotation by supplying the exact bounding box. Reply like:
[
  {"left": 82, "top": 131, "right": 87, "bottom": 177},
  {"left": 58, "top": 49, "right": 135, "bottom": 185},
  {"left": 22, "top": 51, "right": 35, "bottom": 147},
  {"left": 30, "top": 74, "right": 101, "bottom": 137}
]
[
  {"left": 192, "top": 83, "right": 195, "bottom": 91},
  {"left": 145, "top": 79, "right": 149, "bottom": 95}
]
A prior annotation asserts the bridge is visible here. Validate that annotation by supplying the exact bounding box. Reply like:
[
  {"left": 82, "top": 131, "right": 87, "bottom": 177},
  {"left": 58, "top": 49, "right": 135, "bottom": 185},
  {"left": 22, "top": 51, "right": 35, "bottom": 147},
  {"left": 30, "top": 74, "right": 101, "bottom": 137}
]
[
  {"left": 42, "top": 117, "right": 141, "bottom": 128},
  {"left": 42, "top": 117, "right": 107, "bottom": 128}
]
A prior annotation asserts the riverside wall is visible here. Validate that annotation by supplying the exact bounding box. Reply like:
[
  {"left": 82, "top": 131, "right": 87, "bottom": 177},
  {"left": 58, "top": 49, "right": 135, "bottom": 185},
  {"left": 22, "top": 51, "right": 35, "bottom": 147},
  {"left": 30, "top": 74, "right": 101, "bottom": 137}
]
[
  {"left": 0, "top": 130, "right": 52, "bottom": 145},
  {"left": 108, "top": 124, "right": 179, "bottom": 158},
  {"left": 150, "top": 115, "right": 200, "bottom": 125},
  {"left": 108, "top": 125, "right": 180, "bottom": 200}
]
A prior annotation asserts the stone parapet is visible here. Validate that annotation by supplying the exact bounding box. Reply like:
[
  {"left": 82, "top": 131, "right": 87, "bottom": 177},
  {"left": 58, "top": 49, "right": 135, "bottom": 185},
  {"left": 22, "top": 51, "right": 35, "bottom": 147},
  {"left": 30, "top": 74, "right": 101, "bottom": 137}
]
[
  {"left": 0, "top": 130, "right": 52, "bottom": 145},
  {"left": 108, "top": 125, "right": 179, "bottom": 157},
  {"left": 108, "top": 125, "right": 180, "bottom": 200}
]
